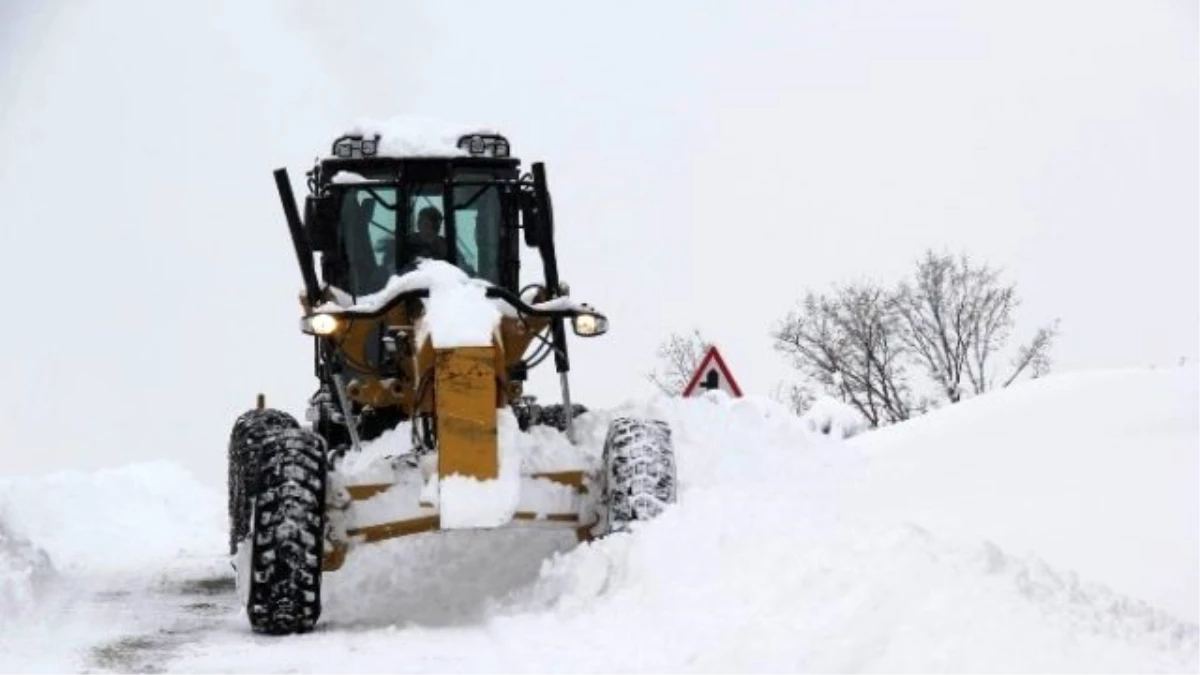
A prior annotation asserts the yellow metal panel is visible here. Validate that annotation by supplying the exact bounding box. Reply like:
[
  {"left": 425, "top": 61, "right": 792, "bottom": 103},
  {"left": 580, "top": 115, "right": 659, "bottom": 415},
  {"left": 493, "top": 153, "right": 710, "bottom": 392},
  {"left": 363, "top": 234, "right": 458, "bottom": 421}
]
[
  {"left": 513, "top": 512, "right": 580, "bottom": 523},
  {"left": 347, "top": 515, "right": 441, "bottom": 543},
  {"left": 323, "top": 543, "right": 347, "bottom": 572},
  {"left": 345, "top": 484, "right": 392, "bottom": 501},
  {"left": 530, "top": 470, "right": 586, "bottom": 491},
  {"left": 435, "top": 347, "right": 499, "bottom": 481}
]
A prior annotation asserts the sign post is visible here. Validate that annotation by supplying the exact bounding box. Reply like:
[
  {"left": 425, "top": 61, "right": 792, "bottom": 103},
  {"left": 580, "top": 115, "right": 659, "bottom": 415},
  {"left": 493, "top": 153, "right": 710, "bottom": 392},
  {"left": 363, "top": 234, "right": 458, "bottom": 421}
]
[{"left": 681, "top": 346, "right": 743, "bottom": 398}]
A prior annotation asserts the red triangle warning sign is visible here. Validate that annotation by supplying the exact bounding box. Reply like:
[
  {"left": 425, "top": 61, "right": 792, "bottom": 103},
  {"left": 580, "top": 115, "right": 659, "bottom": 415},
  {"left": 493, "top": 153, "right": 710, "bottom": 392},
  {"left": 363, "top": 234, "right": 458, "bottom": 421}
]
[{"left": 681, "top": 346, "right": 743, "bottom": 398}]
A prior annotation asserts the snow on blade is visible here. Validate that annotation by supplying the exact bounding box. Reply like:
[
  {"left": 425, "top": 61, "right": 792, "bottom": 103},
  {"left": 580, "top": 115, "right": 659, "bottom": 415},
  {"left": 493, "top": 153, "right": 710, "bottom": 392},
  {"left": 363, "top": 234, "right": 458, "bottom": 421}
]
[
  {"left": 342, "top": 115, "right": 500, "bottom": 158},
  {"left": 439, "top": 411, "right": 523, "bottom": 529}
]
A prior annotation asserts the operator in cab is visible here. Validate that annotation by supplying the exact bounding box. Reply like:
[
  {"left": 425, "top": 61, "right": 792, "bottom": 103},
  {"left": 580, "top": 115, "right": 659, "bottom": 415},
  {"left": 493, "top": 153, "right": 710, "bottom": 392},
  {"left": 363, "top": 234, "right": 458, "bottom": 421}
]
[{"left": 413, "top": 206, "right": 448, "bottom": 260}]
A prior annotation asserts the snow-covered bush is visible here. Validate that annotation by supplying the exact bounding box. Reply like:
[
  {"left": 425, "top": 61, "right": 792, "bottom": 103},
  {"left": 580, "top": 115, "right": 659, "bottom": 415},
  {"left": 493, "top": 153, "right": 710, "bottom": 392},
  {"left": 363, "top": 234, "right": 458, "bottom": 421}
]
[{"left": 800, "top": 395, "right": 869, "bottom": 439}]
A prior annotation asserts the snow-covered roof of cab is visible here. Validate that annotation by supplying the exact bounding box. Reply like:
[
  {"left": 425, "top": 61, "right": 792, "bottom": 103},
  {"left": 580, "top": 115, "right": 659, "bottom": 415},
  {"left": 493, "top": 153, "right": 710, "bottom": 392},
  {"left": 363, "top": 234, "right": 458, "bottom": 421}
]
[{"left": 329, "top": 116, "right": 512, "bottom": 160}]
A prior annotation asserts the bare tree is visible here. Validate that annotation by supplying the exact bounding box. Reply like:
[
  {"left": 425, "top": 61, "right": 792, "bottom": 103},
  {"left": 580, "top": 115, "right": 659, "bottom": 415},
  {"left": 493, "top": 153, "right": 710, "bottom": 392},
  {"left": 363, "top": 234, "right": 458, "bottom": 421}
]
[
  {"left": 770, "top": 251, "right": 1057, "bottom": 428},
  {"left": 647, "top": 329, "right": 712, "bottom": 395},
  {"left": 771, "top": 282, "right": 913, "bottom": 427},
  {"left": 770, "top": 380, "right": 815, "bottom": 416},
  {"left": 893, "top": 251, "right": 1058, "bottom": 401}
]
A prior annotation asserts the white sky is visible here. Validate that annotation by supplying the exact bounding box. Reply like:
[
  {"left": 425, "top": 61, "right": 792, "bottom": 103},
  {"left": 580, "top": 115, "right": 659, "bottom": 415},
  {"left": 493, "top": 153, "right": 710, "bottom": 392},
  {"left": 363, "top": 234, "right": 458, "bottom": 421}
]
[{"left": 0, "top": 0, "right": 1195, "bottom": 488}]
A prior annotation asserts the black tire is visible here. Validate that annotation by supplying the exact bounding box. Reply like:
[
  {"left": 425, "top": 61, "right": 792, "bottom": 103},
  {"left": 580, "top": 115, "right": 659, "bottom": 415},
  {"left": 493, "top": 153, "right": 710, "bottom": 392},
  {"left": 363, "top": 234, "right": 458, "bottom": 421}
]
[
  {"left": 598, "top": 417, "right": 677, "bottom": 534},
  {"left": 245, "top": 428, "right": 327, "bottom": 635},
  {"left": 227, "top": 408, "right": 299, "bottom": 555},
  {"left": 515, "top": 402, "right": 588, "bottom": 432}
]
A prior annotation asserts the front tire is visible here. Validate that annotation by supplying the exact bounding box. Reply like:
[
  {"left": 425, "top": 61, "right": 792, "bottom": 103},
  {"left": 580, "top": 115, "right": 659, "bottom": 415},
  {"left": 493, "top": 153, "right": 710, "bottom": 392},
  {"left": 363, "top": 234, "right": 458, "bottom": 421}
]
[
  {"left": 228, "top": 408, "right": 298, "bottom": 555},
  {"left": 597, "top": 417, "right": 677, "bottom": 535},
  {"left": 244, "top": 428, "right": 327, "bottom": 635}
]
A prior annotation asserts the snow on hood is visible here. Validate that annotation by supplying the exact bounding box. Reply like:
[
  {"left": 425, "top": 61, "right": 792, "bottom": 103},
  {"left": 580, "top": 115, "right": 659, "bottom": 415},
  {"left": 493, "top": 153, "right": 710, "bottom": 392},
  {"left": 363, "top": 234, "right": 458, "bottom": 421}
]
[
  {"left": 330, "top": 170, "right": 368, "bottom": 184},
  {"left": 314, "top": 260, "right": 595, "bottom": 349},
  {"left": 340, "top": 115, "right": 501, "bottom": 159},
  {"left": 315, "top": 261, "right": 499, "bottom": 349}
]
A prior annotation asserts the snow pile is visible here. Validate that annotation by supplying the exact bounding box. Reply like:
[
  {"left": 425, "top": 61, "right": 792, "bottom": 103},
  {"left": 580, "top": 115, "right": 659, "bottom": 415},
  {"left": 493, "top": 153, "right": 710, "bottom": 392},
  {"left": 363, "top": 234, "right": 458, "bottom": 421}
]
[
  {"left": 504, "top": 369, "right": 1198, "bottom": 671},
  {"left": 801, "top": 395, "right": 869, "bottom": 438},
  {"left": 341, "top": 116, "right": 500, "bottom": 159},
  {"left": 0, "top": 365, "right": 1189, "bottom": 672},
  {"left": 0, "top": 522, "right": 53, "bottom": 617},
  {"left": 176, "top": 370, "right": 1197, "bottom": 672},
  {"left": 0, "top": 460, "right": 223, "bottom": 573},
  {"left": 526, "top": 515, "right": 1195, "bottom": 672},
  {"left": 846, "top": 366, "right": 1199, "bottom": 622}
]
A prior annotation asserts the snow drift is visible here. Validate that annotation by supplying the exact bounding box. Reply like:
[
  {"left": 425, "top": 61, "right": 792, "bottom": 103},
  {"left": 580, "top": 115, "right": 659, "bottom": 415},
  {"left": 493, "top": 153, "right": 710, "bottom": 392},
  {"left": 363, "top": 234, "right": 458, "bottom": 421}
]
[
  {"left": 505, "top": 372, "right": 1198, "bottom": 672},
  {"left": 845, "top": 366, "right": 1199, "bottom": 622},
  {"left": 181, "top": 366, "right": 1198, "bottom": 673},
  {"left": 0, "top": 460, "right": 224, "bottom": 573},
  {"left": 0, "top": 522, "right": 53, "bottom": 620},
  {"left": 0, "top": 366, "right": 1194, "bottom": 672}
]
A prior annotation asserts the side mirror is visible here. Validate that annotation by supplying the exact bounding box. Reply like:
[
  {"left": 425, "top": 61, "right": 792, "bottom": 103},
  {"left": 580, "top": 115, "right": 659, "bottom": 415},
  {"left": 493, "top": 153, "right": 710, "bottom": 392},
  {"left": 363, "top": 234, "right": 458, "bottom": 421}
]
[
  {"left": 304, "top": 195, "right": 338, "bottom": 252},
  {"left": 531, "top": 162, "right": 555, "bottom": 248},
  {"left": 519, "top": 189, "right": 541, "bottom": 248},
  {"left": 571, "top": 311, "right": 608, "bottom": 338}
]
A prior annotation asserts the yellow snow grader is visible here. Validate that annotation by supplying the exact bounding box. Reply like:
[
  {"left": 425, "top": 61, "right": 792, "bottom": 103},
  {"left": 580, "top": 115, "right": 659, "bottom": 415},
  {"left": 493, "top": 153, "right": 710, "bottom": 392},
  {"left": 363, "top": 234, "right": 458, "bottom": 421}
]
[{"left": 227, "top": 126, "right": 676, "bottom": 635}]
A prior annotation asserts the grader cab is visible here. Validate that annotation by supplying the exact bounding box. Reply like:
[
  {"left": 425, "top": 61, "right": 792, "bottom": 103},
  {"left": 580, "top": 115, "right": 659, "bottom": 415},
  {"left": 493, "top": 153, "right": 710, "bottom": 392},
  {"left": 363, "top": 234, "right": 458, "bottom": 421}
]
[{"left": 227, "top": 124, "right": 676, "bottom": 635}]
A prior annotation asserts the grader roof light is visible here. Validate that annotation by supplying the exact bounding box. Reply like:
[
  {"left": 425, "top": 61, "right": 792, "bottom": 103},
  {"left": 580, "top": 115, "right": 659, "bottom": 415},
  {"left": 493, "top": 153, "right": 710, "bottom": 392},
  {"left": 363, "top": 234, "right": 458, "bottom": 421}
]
[
  {"left": 457, "top": 134, "right": 510, "bottom": 158},
  {"left": 331, "top": 134, "right": 381, "bottom": 159}
]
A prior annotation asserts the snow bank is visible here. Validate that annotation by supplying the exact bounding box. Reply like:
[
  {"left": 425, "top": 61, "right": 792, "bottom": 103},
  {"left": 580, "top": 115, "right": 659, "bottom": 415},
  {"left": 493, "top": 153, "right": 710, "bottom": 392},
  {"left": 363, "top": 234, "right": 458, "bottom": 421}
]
[
  {"left": 524, "top": 513, "right": 1195, "bottom": 672},
  {"left": 0, "top": 460, "right": 223, "bottom": 573},
  {"left": 0, "top": 522, "right": 53, "bottom": 618},
  {"left": 505, "top": 374, "right": 1198, "bottom": 670},
  {"left": 847, "top": 366, "right": 1199, "bottom": 622},
  {"left": 341, "top": 116, "right": 499, "bottom": 159}
]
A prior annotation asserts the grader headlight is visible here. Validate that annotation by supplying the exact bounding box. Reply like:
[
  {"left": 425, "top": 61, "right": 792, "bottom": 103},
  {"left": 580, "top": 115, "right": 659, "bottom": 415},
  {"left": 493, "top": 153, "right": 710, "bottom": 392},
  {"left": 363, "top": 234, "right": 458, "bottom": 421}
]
[
  {"left": 571, "top": 311, "right": 609, "bottom": 338},
  {"left": 300, "top": 313, "right": 344, "bottom": 336}
]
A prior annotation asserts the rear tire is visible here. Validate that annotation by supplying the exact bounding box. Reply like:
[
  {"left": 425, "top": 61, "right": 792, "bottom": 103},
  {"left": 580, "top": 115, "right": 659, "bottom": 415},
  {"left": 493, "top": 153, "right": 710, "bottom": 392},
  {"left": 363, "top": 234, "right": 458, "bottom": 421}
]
[
  {"left": 536, "top": 403, "right": 588, "bottom": 432},
  {"left": 227, "top": 408, "right": 298, "bottom": 555},
  {"left": 244, "top": 428, "right": 327, "bottom": 635},
  {"left": 598, "top": 417, "right": 676, "bottom": 535},
  {"left": 515, "top": 402, "right": 588, "bottom": 432}
]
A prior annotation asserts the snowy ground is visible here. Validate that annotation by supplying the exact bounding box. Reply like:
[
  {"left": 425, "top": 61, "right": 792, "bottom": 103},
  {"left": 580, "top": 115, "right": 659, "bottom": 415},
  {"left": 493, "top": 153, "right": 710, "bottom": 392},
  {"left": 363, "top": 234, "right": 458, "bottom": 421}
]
[{"left": 0, "top": 366, "right": 1195, "bottom": 672}]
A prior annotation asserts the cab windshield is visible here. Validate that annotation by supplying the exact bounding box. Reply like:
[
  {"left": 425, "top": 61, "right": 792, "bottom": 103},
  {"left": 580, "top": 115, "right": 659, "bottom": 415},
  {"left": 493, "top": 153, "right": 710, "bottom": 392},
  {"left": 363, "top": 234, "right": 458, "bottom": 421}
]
[{"left": 337, "top": 171, "right": 504, "bottom": 296}]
